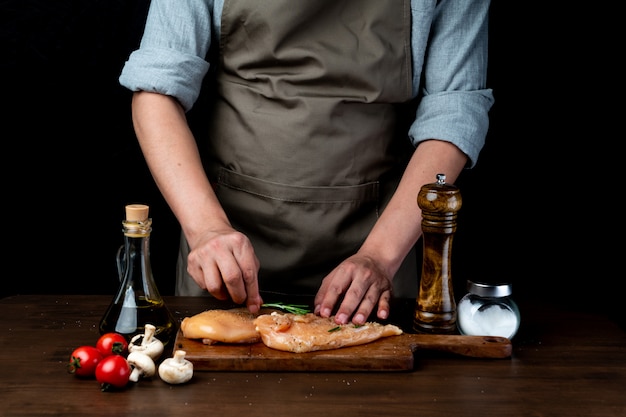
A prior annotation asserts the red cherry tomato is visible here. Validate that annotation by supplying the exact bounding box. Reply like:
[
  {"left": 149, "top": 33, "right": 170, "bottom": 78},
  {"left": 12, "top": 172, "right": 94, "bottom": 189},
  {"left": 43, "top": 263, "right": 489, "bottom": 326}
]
[
  {"left": 67, "top": 346, "right": 103, "bottom": 378},
  {"left": 96, "top": 333, "right": 128, "bottom": 357},
  {"left": 95, "top": 355, "right": 131, "bottom": 391}
]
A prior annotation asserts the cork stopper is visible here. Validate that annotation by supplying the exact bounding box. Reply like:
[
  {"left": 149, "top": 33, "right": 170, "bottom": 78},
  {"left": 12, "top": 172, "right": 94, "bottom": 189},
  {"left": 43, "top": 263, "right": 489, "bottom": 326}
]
[{"left": 125, "top": 204, "right": 150, "bottom": 222}]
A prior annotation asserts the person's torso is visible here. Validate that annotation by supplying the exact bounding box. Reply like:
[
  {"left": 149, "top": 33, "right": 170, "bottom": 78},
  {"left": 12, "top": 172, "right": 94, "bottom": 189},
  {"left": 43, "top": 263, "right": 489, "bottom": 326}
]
[{"left": 204, "top": 0, "right": 415, "bottom": 292}]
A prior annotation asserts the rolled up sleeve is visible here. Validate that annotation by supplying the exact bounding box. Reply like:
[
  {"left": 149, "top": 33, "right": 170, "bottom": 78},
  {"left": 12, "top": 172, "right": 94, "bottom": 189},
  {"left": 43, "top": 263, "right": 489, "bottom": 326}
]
[
  {"left": 409, "top": 0, "right": 494, "bottom": 168},
  {"left": 118, "top": 0, "right": 214, "bottom": 112}
]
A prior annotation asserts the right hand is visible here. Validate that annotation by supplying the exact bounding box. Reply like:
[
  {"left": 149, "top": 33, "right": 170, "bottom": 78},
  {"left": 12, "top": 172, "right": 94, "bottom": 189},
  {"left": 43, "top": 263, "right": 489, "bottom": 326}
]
[
  {"left": 130, "top": 92, "right": 264, "bottom": 312},
  {"left": 186, "top": 228, "right": 263, "bottom": 313}
]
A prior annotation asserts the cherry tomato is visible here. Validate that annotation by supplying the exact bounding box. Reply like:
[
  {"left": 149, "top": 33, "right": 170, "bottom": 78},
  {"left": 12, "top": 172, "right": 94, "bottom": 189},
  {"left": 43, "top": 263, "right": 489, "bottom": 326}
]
[
  {"left": 67, "top": 346, "right": 103, "bottom": 378},
  {"left": 96, "top": 354, "right": 131, "bottom": 391},
  {"left": 96, "top": 332, "right": 128, "bottom": 357}
]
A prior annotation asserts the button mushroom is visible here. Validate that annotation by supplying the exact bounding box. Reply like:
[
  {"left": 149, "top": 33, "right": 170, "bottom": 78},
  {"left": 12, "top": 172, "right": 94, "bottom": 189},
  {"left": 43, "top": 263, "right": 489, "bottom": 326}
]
[
  {"left": 127, "top": 351, "right": 156, "bottom": 382},
  {"left": 158, "top": 350, "right": 193, "bottom": 384},
  {"left": 129, "top": 323, "right": 164, "bottom": 361}
]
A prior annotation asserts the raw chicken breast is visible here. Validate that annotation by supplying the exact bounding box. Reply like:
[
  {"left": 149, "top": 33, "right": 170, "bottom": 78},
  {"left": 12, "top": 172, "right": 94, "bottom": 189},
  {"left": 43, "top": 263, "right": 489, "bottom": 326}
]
[
  {"left": 180, "top": 308, "right": 262, "bottom": 345},
  {"left": 253, "top": 312, "right": 403, "bottom": 353}
]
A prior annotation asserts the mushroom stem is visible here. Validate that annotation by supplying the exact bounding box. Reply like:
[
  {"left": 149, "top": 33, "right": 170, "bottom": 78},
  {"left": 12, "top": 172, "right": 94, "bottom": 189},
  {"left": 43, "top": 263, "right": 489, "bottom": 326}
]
[
  {"left": 127, "top": 351, "right": 156, "bottom": 382},
  {"left": 172, "top": 350, "right": 186, "bottom": 364},
  {"left": 143, "top": 323, "right": 156, "bottom": 344}
]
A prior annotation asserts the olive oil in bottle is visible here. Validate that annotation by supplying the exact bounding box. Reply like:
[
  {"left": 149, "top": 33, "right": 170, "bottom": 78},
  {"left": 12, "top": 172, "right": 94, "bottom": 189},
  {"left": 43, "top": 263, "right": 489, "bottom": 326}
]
[{"left": 99, "top": 204, "right": 177, "bottom": 347}]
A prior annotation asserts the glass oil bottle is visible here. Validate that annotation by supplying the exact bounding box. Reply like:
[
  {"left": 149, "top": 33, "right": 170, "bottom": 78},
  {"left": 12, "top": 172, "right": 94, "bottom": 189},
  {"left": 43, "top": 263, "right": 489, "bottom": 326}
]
[{"left": 99, "top": 204, "right": 177, "bottom": 347}]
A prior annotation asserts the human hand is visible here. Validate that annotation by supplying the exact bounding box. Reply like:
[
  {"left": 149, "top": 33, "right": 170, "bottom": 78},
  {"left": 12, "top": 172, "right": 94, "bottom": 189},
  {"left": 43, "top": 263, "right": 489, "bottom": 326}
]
[
  {"left": 313, "top": 254, "right": 393, "bottom": 325},
  {"left": 186, "top": 228, "right": 263, "bottom": 313}
]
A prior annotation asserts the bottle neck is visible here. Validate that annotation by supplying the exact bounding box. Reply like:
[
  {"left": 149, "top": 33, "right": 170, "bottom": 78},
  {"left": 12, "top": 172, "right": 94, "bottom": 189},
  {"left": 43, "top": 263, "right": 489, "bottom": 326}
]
[
  {"left": 118, "top": 219, "right": 159, "bottom": 299},
  {"left": 122, "top": 218, "right": 152, "bottom": 238}
]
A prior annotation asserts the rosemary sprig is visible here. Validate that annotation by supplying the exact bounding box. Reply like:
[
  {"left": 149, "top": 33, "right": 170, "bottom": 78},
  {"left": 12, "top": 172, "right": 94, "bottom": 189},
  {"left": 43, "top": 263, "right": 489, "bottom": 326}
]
[{"left": 261, "top": 302, "right": 311, "bottom": 315}]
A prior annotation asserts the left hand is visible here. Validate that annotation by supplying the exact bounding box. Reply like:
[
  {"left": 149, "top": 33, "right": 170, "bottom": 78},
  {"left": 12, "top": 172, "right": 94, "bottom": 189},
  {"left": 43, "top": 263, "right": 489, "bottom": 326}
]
[{"left": 313, "top": 253, "right": 393, "bottom": 325}]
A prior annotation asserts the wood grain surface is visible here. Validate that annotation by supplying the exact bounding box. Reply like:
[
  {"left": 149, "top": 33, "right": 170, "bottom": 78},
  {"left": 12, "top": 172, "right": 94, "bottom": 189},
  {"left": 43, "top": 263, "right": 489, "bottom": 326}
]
[{"left": 1, "top": 295, "right": 624, "bottom": 417}]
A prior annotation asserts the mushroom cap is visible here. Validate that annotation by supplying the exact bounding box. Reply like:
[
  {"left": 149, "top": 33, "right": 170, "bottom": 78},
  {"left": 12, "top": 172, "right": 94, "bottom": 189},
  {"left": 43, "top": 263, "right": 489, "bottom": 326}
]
[
  {"left": 129, "top": 334, "right": 164, "bottom": 360},
  {"left": 127, "top": 351, "right": 156, "bottom": 382},
  {"left": 158, "top": 350, "right": 193, "bottom": 384}
]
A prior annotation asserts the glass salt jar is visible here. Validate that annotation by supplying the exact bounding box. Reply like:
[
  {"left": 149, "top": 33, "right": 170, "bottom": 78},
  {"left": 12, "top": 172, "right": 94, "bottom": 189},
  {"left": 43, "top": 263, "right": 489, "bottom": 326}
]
[{"left": 457, "top": 280, "right": 521, "bottom": 339}]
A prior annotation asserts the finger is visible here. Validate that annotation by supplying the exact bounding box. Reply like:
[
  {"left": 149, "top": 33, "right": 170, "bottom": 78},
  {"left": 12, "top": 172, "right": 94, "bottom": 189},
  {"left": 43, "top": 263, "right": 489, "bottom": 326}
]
[
  {"left": 225, "top": 236, "right": 262, "bottom": 311},
  {"left": 375, "top": 289, "right": 391, "bottom": 320},
  {"left": 187, "top": 260, "right": 229, "bottom": 300},
  {"left": 219, "top": 260, "right": 248, "bottom": 305},
  {"left": 239, "top": 252, "right": 262, "bottom": 313},
  {"left": 333, "top": 284, "right": 369, "bottom": 325},
  {"left": 338, "top": 283, "right": 392, "bottom": 325},
  {"left": 314, "top": 265, "right": 354, "bottom": 318}
]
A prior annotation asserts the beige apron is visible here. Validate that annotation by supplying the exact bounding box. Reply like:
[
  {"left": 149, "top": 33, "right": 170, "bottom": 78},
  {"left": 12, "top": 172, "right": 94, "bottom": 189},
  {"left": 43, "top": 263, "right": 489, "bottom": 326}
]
[{"left": 177, "top": 0, "right": 418, "bottom": 297}]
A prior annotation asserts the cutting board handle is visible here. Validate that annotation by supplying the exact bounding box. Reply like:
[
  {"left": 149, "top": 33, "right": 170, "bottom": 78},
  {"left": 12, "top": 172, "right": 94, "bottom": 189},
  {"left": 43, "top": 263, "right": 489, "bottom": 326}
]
[{"left": 407, "top": 334, "right": 512, "bottom": 358}]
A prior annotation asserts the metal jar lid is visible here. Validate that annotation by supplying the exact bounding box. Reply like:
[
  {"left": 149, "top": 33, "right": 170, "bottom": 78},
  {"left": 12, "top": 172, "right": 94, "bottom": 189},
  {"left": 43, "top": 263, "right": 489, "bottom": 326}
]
[{"left": 466, "top": 280, "right": 513, "bottom": 298}]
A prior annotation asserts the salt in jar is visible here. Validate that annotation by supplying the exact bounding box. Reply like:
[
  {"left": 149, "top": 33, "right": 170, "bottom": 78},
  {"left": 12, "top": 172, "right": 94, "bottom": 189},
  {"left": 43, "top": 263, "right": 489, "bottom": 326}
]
[{"left": 457, "top": 281, "right": 520, "bottom": 339}]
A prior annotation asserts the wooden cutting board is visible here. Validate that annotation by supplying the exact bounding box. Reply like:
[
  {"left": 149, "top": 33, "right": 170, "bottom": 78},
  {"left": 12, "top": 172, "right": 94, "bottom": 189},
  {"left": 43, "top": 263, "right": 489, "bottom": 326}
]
[{"left": 173, "top": 330, "right": 512, "bottom": 372}]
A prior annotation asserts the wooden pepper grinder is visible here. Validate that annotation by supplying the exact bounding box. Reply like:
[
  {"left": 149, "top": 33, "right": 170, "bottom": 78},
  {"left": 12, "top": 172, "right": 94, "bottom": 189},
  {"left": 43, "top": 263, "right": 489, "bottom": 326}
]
[{"left": 413, "top": 173, "right": 462, "bottom": 334}]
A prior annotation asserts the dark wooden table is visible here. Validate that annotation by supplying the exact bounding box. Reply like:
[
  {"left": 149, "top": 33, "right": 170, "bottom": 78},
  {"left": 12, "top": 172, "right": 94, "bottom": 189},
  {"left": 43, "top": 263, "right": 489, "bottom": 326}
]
[{"left": 0, "top": 295, "right": 624, "bottom": 417}]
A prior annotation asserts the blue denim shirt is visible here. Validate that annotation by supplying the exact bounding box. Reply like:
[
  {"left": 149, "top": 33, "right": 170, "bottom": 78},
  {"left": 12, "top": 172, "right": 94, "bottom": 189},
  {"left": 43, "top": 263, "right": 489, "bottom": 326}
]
[{"left": 119, "top": 0, "right": 493, "bottom": 167}]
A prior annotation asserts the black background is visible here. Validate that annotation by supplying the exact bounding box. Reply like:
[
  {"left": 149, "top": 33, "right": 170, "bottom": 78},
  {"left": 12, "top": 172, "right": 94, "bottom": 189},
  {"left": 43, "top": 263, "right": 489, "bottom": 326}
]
[{"left": 1, "top": 2, "right": 619, "bottom": 327}]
